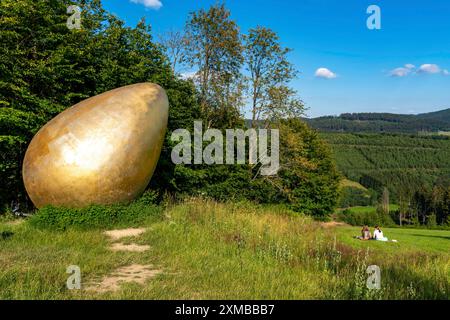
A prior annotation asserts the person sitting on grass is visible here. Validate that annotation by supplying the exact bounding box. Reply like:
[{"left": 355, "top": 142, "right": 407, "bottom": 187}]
[
  {"left": 357, "top": 225, "right": 371, "bottom": 240},
  {"left": 373, "top": 226, "right": 388, "bottom": 241}
]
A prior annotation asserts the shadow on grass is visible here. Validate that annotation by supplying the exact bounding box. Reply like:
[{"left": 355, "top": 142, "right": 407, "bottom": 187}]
[
  {"left": 381, "top": 261, "right": 449, "bottom": 300},
  {"left": 0, "top": 231, "right": 14, "bottom": 240},
  {"left": 409, "top": 234, "right": 450, "bottom": 241}
]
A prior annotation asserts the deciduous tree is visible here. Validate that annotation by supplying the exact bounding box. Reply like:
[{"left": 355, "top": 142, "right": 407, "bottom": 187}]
[
  {"left": 184, "top": 4, "right": 243, "bottom": 128},
  {"left": 243, "top": 27, "right": 301, "bottom": 127}
]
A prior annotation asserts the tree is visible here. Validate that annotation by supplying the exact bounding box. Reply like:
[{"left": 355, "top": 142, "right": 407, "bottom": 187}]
[
  {"left": 381, "top": 187, "right": 390, "bottom": 215},
  {"left": 243, "top": 27, "right": 300, "bottom": 127},
  {"left": 269, "top": 119, "right": 341, "bottom": 218},
  {"left": 398, "top": 186, "right": 411, "bottom": 226},
  {"left": 184, "top": 4, "right": 243, "bottom": 128},
  {"left": 0, "top": 0, "right": 78, "bottom": 210},
  {"left": 263, "top": 85, "right": 304, "bottom": 126},
  {"left": 159, "top": 29, "right": 188, "bottom": 73}
]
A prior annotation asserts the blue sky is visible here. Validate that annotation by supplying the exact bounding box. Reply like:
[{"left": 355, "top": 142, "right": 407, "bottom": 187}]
[{"left": 102, "top": 0, "right": 450, "bottom": 117}]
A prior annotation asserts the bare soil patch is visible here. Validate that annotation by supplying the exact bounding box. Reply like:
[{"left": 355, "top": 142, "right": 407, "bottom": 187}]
[
  {"left": 321, "top": 221, "right": 347, "bottom": 228},
  {"left": 85, "top": 264, "right": 162, "bottom": 293},
  {"left": 104, "top": 228, "right": 146, "bottom": 240},
  {"left": 5, "top": 219, "right": 25, "bottom": 226},
  {"left": 109, "top": 243, "right": 151, "bottom": 252}
]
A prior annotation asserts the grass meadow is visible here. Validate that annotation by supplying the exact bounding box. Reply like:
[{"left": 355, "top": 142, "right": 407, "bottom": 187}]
[{"left": 0, "top": 199, "right": 448, "bottom": 300}]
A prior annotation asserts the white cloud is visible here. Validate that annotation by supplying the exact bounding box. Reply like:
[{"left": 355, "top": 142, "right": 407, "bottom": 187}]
[
  {"left": 314, "top": 67, "right": 337, "bottom": 79},
  {"left": 418, "top": 63, "right": 441, "bottom": 74},
  {"left": 389, "top": 63, "right": 449, "bottom": 77},
  {"left": 390, "top": 67, "right": 411, "bottom": 77},
  {"left": 130, "top": 0, "right": 162, "bottom": 9},
  {"left": 390, "top": 64, "right": 415, "bottom": 77}
]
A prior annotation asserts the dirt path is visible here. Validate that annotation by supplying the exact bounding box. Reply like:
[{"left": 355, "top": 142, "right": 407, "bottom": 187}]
[
  {"left": 320, "top": 221, "right": 348, "bottom": 228},
  {"left": 5, "top": 219, "right": 25, "bottom": 226},
  {"left": 84, "top": 227, "right": 160, "bottom": 293},
  {"left": 104, "top": 227, "right": 151, "bottom": 252},
  {"left": 109, "top": 243, "right": 151, "bottom": 252},
  {"left": 104, "top": 228, "right": 147, "bottom": 241},
  {"left": 85, "top": 264, "right": 162, "bottom": 293}
]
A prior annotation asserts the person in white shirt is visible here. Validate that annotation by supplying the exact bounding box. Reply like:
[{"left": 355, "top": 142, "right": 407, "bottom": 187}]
[{"left": 373, "top": 226, "right": 388, "bottom": 241}]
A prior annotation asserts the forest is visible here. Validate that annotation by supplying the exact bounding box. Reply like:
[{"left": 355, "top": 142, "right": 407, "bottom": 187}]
[
  {"left": 324, "top": 132, "right": 450, "bottom": 226},
  {"left": 306, "top": 108, "right": 450, "bottom": 133}
]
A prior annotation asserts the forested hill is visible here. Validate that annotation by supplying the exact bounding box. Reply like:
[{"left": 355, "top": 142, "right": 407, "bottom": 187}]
[{"left": 304, "top": 108, "right": 450, "bottom": 133}]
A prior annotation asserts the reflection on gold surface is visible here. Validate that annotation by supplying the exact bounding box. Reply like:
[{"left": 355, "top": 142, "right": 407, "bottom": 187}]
[{"left": 22, "top": 83, "right": 169, "bottom": 208}]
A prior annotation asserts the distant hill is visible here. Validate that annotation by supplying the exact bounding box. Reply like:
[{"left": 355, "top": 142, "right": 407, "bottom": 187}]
[
  {"left": 304, "top": 108, "right": 450, "bottom": 133},
  {"left": 321, "top": 132, "right": 450, "bottom": 201}
]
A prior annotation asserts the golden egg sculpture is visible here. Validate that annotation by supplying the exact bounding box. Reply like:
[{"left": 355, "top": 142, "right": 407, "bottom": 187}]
[{"left": 22, "top": 83, "right": 169, "bottom": 208}]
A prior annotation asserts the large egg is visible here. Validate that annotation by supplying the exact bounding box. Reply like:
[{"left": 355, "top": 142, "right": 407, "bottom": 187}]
[{"left": 22, "top": 83, "right": 168, "bottom": 208}]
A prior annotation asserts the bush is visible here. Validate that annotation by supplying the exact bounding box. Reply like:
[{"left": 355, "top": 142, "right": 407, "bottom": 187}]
[
  {"left": 0, "top": 209, "right": 15, "bottom": 222},
  {"left": 277, "top": 119, "right": 341, "bottom": 218},
  {"left": 426, "top": 213, "right": 437, "bottom": 228},
  {"left": 136, "top": 189, "right": 160, "bottom": 206},
  {"left": 29, "top": 201, "right": 162, "bottom": 231},
  {"left": 337, "top": 208, "right": 395, "bottom": 227}
]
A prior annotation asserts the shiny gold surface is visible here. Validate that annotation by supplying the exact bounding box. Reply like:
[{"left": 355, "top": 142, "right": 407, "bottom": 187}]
[{"left": 23, "top": 83, "right": 169, "bottom": 208}]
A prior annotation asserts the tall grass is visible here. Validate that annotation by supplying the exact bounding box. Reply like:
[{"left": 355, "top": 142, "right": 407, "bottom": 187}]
[
  {"left": 0, "top": 198, "right": 448, "bottom": 299},
  {"left": 139, "top": 198, "right": 449, "bottom": 299}
]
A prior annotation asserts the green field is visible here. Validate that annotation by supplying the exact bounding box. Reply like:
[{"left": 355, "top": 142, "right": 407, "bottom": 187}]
[
  {"left": 336, "top": 226, "right": 450, "bottom": 255},
  {"left": 0, "top": 200, "right": 448, "bottom": 300},
  {"left": 337, "top": 205, "right": 399, "bottom": 214}
]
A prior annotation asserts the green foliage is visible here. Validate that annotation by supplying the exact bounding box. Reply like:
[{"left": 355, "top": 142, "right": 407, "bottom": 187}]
[
  {"left": 148, "top": 80, "right": 202, "bottom": 194},
  {"left": 275, "top": 119, "right": 341, "bottom": 218},
  {"left": 200, "top": 165, "right": 282, "bottom": 203},
  {"left": 339, "top": 186, "right": 374, "bottom": 207},
  {"left": 426, "top": 213, "right": 437, "bottom": 228},
  {"left": 184, "top": 3, "right": 244, "bottom": 128},
  {"left": 135, "top": 189, "right": 160, "bottom": 206},
  {"left": 244, "top": 27, "right": 302, "bottom": 125},
  {"left": 0, "top": 136, "right": 27, "bottom": 210},
  {"left": 445, "top": 215, "right": 450, "bottom": 227},
  {"left": 29, "top": 201, "right": 162, "bottom": 231},
  {"left": 338, "top": 208, "right": 395, "bottom": 227},
  {"left": 155, "top": 117, "right": 341, "bottom": 218},
  {"left": 411, "top": 186, "right": 450, "bottom": 226}
]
